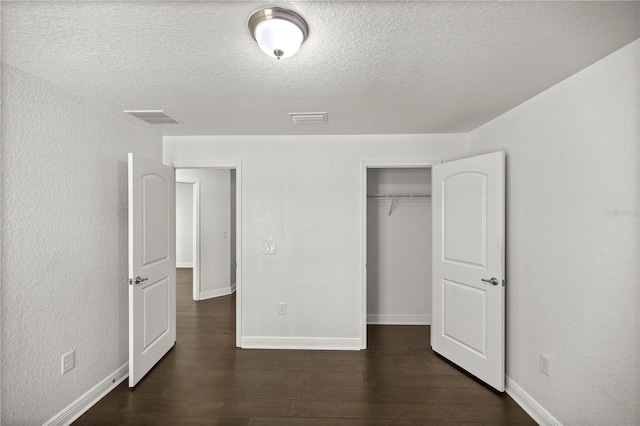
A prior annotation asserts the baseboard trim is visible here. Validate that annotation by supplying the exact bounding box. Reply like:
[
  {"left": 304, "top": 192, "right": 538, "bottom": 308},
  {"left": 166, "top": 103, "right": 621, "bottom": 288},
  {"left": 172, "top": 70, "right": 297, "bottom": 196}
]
[
  {"left": 506, "top": 376, "right": 562, "bottom": 426},
  {"left": 200, "top": 286, "right": 234, "bottom": 300},
  {"left": 176, "top": 263, "right": 193, "bottom": 268},
  {"left": 367, "top": 314, "right": 431, "bottom": 325},
  {"left": 44, "top": 363, "right": 128, "bottom": 426},
  {"left": 241, "top": 336, "right": 361, "bottom": 351},
  {"left": 230, "top": 282, "right": 236, "bottom": 293}
]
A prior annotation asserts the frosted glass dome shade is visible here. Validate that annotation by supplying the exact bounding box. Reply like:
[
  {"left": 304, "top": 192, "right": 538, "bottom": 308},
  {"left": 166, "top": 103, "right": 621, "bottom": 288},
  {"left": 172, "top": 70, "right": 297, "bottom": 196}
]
[
  {"left": 249, "top": 8, "right": 308, "bottom": 60},
  {"left": 255, "top": 19, "right": 303, "bottom": 59}
]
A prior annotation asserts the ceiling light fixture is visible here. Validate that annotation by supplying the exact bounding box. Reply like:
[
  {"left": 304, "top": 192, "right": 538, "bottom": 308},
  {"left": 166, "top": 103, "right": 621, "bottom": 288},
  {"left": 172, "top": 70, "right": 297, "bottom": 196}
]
[{"left": 248, "top": 7, "right": 308, "bottom": 60}]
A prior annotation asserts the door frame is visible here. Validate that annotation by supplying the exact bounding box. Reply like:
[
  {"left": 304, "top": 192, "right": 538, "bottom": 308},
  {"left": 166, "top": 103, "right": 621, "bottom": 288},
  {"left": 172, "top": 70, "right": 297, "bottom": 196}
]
[
  {"left": 170, "top": 160, "right": 243, "bottom": 348},
  {"left": 360, "top": 158, "right": 441, "bottom": 349},
  {"left": 175, "top": 179, "right": 201, "bottom": 301}
]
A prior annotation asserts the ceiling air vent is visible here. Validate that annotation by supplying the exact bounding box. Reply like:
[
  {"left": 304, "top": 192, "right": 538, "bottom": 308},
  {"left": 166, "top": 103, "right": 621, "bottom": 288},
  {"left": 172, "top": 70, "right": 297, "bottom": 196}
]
[
  {"left": 124, "top": 110, "right": 182, "bottom": 124},
  {"left": 288, "top": 112, "right": 328, "bottom": 124}
]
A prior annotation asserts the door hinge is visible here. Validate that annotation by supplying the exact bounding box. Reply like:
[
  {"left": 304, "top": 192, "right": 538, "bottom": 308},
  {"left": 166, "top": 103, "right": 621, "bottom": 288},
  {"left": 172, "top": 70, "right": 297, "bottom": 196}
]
[
  {"left": 502, "top": 279, "right": 506, "bottom": 287},
  {"left": 127, "top": 278, "right": 133, "bottom": 286}
]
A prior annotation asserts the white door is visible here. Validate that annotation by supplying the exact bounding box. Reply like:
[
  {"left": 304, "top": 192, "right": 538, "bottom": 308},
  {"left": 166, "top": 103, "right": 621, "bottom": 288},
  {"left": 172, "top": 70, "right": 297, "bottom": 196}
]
[
  {"left": 128, "top": 153, "right": 176, "bottom": 387},
  {"left": 431, "top": 151, "right": 505, "bottom": 391}
]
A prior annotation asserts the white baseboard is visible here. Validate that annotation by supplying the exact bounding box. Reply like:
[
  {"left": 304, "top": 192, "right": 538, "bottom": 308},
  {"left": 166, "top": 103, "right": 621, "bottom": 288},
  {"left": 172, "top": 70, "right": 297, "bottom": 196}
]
[
  {"left": 230, "top": 282, "right": 236, "bottom": 293},
  {"left": 200, "top": 286, "right": 234, "bottom": 300},
  {"left": 176, "top": 263, "right": 193, "bottom": 268},
  {"left": 367, "top": 314, "right": 431, "bottom": 325},
  {"left": 44, "top": 363, "right": 128, "bottom": 426},
  {"left": 242, "top": 336, "right": 361, "bottom": 351},
  {"left": 506, "top": 376, "right": 562, "bottom": 426}
]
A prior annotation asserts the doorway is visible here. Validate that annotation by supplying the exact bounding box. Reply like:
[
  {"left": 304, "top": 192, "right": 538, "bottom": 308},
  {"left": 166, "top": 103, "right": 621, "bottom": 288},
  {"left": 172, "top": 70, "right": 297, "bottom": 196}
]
[
  {"left": 176, "top": 169, "right": 236, "bottom": 301},
  {"left": 175, "top": 180, "right": 200, "bottom": 299},
  {"left": 173, "top": 163, "right": 243, "bottom": 347},
  {"left": 360, "top": 159, "right": 440, "bottom": 348}
]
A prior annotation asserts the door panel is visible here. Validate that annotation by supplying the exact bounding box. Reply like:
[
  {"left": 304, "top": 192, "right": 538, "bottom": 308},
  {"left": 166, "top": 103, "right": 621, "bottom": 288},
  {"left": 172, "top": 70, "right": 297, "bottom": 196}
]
[
  {"left": 443, "top": 172, "right": 487, "bottom": 267},
  {"left": 128, "top": 153, "right": 176, "bottom": 387},
  {"left": 142, "top": 278, "right": 170, "bottom": 350},
  {"left": 142, "top": 174, "right": 169, "bottom": 264},
  {"left": 443, "top": 279, "right": 486, "bottom": 355},
  {"left": 432, "top": 151, "right": 505, "bottom": 391}
]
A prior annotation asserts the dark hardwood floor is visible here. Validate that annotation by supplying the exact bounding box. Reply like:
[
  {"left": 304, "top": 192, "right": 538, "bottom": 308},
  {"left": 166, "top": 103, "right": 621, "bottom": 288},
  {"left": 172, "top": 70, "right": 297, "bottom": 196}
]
[{"left": 75, "top": 268, "right": 535, "bottom": 425}]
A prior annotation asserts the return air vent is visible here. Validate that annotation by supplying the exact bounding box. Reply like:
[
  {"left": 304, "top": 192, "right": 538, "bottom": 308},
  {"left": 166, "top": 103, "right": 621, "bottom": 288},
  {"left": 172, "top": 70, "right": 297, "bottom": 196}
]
[
  {"left": 124, "top": 110, "right": 182, "bottom": 124},
  {"left": 288, "top": 112, "right": 328, "bottom": 124}
]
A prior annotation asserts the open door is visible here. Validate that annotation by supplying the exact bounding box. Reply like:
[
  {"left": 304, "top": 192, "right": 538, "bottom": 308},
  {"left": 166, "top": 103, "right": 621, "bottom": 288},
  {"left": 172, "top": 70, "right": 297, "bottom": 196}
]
[
  {"left": 128, "top": 153, "right": 176, "bottom": 387},
  {"left": 431, "top": 151, "right": 505, "bottom": 391}
]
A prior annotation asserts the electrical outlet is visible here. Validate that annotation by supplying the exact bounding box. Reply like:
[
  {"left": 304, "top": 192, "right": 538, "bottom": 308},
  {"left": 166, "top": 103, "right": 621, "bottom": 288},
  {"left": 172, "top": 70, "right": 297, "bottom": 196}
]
[
  {"left": 279, "top": 303, "right": 287, "bottom": 315},
  {"left": 539, "top": 354, "right": 550, "bottom": 376},
  {"left": 265, "top": 242, "right": 276, "bottom": 254},
  {"left": 62, "top": 350, "right": 75, "bottom": 374}
]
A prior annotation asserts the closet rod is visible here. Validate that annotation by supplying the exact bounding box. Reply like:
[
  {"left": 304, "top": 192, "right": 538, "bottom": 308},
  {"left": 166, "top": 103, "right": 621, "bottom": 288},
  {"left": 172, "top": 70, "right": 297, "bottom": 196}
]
[
  {"left": 368, "top": 194, "right": 431, "bottom": 216},
  {"left": 367, "top": 194, "right": 431, "bottom": 199}
]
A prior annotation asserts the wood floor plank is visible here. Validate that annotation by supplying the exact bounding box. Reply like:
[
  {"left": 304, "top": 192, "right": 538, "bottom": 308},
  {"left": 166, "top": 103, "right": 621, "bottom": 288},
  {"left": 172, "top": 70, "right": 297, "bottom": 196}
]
[
  {"left": 74, "top": 268, "right": 535, "bottom": 425},
  {"left": 75, "top": 414, "right": 249, "bottom": 425},
  {"left": 301, "top": 384, "right": 517, "bottom": 405},
  {"left": 287, "top": 400, "right": 536, "bottom": 423},
  {"left": 248, "top": 417, "right": 477, "bottom": 426},
  {"left": 86, "top": 389, "right": 224, "bottom": 416},
  {"left": 365, "top": 371, "right": 489, "bottom": 389},
  {"left": 219, "top": 398, "right": 291, "bottom": 417},
  {"left": 287, "top": 399, "right": 438, "bottom": 421}
]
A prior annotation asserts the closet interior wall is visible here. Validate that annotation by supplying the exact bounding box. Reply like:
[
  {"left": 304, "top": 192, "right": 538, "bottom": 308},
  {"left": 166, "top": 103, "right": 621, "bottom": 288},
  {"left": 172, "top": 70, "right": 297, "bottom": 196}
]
[{"left": 367, "top": 168, "right": 432, "bottom": 325}]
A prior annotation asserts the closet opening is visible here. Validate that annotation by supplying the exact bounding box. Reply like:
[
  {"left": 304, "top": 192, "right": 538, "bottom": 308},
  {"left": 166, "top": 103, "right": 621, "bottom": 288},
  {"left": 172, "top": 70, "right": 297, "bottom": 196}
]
[{"left": 361, "top": 160, "right": 439, "bottom": 348}]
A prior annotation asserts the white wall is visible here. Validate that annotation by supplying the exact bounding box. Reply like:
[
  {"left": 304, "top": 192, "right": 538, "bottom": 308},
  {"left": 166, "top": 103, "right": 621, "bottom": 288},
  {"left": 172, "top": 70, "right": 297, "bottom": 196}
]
[
  {"left": 367, "top": 168, "right": 432, "bottom": 325},
  {"left": 164, "top": 135, "right": 467, "bottom": 348},
  {"left": 0, "top": 64, "right": 162, "bottom": 425},
  {"left": 175, "top": 169, "right": 231, "bottom": 299},
  {"left": 0, "top": 8, "right": 4, "bottom": 423},
  {"left": 175, "top": 182, "right": 194, "bottom": 267},
  {"left": 468, "top": 40, "right": 639, "bottom": 425}
]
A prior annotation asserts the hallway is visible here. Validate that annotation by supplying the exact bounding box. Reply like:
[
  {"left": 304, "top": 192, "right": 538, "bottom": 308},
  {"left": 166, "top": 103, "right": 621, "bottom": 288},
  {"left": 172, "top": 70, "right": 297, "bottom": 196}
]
[{"left": 75, "top": 268, "right": 534, "bottom": 425}]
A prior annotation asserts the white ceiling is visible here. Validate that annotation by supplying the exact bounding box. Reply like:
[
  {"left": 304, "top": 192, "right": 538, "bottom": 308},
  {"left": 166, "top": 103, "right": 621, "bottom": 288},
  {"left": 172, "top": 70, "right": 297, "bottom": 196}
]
[{"left": 2, "top": 1, "right": 639, "bottom": 136}]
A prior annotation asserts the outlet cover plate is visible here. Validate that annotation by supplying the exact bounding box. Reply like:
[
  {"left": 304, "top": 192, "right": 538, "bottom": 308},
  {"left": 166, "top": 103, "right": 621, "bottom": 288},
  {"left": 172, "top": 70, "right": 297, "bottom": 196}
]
[
  {"left": 539, "top": 354, "right": 550, "bottom": 376},
  {"left": 265, "top": 242, "right": 276, "bottom": 254},
  {"left": 62, "top": 350, "right": 75, "bottom": 374}
]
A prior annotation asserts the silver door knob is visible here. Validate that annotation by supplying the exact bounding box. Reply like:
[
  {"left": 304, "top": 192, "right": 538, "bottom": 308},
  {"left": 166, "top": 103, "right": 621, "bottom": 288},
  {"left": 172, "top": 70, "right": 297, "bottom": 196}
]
[
  {"left": 481, "top": 277, "right": 499, "bottom": 286},
  {"left": 134, "top": 276, "right": 148, "bottom": 285}
]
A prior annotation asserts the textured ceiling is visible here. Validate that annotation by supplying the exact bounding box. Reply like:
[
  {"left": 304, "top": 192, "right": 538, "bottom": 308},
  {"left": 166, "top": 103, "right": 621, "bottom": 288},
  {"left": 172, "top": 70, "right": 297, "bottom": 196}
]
[{"left": 2, "top": 1, "right": 639, "bottom": 136}]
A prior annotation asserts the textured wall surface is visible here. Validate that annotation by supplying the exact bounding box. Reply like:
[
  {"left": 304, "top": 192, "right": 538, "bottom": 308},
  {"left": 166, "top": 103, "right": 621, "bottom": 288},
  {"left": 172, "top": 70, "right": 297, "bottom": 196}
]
[
  {"left": 0, "top": 65, "right": 162, "bottom": 425},
  {"left": 175, "top": 168, "right": 231, "bottom": 297},
  {"left": 469, "top": 40, "right": 639, "bottom": 425},
  {"left": 164, "top": 135, "right": 467, "bottom": 342},
  {"left": 367, "top": 168, "right": 432, "bottom": 323},
  {"left": 176, "top": 182, "right": 194, "bottom": 266},
  {"left": 1, "top": 6, "right": 4, "bottom": 422}
]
